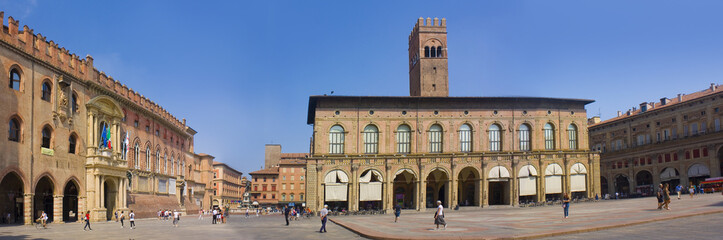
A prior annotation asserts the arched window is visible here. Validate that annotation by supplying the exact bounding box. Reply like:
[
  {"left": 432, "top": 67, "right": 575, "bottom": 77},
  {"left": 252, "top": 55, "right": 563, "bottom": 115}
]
[
  {"left": 544, "top": 123, "right": 555, "bottom": 150},
  {"left": 41, "top": 81, "right": 52, "bottom": 101},
  {"left": 181, "top": 160, "right": 185, "bottom": 176},
  {"left": 171, "top": 155, "right": 175, "bottom": 175},
  {"left": 145, "top": 146, "right": 151, "bottom": 171},
  {"left": 437, "top": 46, "right": 443, "bottom": 57},
  {"left": 459, "top": 124, "right": 472, "bottom": 152},
  {"left": 177, "top": 154, "right": 182, "bottom": 175},
  {"left": 134, "top": 143, "right": 140, "bottom": 169},
  {"left": 300, "top": 194, "right": 304, "bottom": 201},
  {"left": 41, "top": 125, "right": 52, "bottom": 148},
  {"left": 164, "top": 152, "right": 168, "bottom": 174},
  {"left": 489, "top": 124, "right": 501, "bottom": 151},
  {"left": 396, "top": 124, "right": 411, "bottom": 154},
  {"left": 329, "top": 125, "right": 345, "bottom": 154},
  {"left": 430, "top": 46, "right": 437, "bottom": 57},
  {"left": 429, "top": 124, "right": 443, "bottom": 153},
  {"left": 68, "top": 134, "right": 77, "bottom": 154},
  {"left": 363, "top": 125, "right": 379, "bottom": 154},
  {"left": 290, "top": 194, "right": 295, "bottom": 201},
  {"left": 8, "top": 117, "right": 20, "bottom": 142},
  {"left": 156, "top": 150, "right": 161, "bottom": 173},
  {"left": 424, "top": 46, "right": 430, "bottom": 58},
  {"left": 281, "top": 194, "right": 286, "bottom": 201},
  {"left": 9, "top": 69, "right": 20, "bottom": 91},
  {"left": 568, "top": 124, "right": 578, "bottom": 150},
  {"left": 519, "top": 124, "right": 531, "bottom": 151},
  {"left": 71, "top": 93, "right": 78, "bottom": 114}
]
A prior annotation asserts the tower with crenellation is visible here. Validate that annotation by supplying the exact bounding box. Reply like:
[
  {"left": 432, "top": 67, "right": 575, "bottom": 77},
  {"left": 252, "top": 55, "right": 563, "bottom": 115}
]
[{"left": 408, "top": 17, "right": 448, "bottom": 97}]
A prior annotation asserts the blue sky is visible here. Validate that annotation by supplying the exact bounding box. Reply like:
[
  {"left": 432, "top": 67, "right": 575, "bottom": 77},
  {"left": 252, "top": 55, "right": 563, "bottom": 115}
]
[{"left": 4, "top": 1, "right": 723, "bottom": 176}]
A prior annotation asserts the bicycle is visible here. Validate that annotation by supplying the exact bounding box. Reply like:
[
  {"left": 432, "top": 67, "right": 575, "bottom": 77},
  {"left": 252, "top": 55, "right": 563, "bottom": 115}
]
[{"left": 34, "top": 218, "right": 48, "bottom": 229}]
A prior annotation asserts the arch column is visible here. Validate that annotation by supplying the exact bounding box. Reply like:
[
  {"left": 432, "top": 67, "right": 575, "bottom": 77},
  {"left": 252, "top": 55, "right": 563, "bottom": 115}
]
[
  {"left": 350, "top": 165, "right": 359, "bottom": 211},
  {"left": 449, "top": 162, "right": 456, "bottom": 208},
  {"left": 480, "top": 163, "right": 488, "bottom": 207},
  {"left": 679, "top": 163, "right": 689, "bottom": 188},
  {"left": 23, "top": 193, "right": 33, "bottom": 225},
  {"left": 53, "top": 194, "right": 63, "bottom": 223},
  {"left": 415, "top": 180, "right": 422, "bottom": 211},
  {"left": 384, "top": 165, "right": 392, "bottom": 211},
  {"left": 511, "top": 161, "right": 519, "bottom": 206}
]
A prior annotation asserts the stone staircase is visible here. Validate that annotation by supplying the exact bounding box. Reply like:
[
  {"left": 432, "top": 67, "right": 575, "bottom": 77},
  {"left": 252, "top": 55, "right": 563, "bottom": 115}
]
[{"left": 126, "top": 193, "right": 181, "bottom": 219}]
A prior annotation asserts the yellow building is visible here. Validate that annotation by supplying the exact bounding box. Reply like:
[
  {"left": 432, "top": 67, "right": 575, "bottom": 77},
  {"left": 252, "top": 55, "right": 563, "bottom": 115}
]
[{"left": 304, "top": 18, "right": 600, "bottom": 212}]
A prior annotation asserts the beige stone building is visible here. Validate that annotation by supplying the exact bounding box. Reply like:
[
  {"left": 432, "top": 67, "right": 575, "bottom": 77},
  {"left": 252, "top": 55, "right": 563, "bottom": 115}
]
[
  {"left": 589, "top": 84, "right": 723, "bottom": 197},
  {"left": 212, "top": 161, "right": 244, "bottom": 208},
  {"left": 0, "top": 11, "right": 215, "bottom": 223},
  {"left": 304, "top": 17, "right": 601, "bottom": 212}
]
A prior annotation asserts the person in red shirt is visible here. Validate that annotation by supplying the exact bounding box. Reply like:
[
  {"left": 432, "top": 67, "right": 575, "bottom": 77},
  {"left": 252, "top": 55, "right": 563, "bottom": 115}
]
[{"left": 83, "top": 211, "right": 92, "bottom": 231}]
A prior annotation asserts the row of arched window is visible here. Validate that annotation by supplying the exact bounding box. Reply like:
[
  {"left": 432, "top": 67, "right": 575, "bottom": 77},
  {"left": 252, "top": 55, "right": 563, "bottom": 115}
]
[
  {"left": 7, "top": 68, "right": 78, "bottom": 112},
  {"left": 281, "top": 193, "right": 304, "bottom": 201},
  {"left": 132, "top": 142, "right": 185, "bottom": 177},
  {"left": 7, "top": 116, "right": 78, "bottom": 153},
  {"left": 424, "top": 46, "right": 443, "bottom": 58},
  {"left": 328, "top": 123, "right": 579, "bottom": 154}
]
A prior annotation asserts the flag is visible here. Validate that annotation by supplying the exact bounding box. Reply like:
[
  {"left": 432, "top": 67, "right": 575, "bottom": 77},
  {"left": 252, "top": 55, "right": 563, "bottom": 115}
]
[
  {"left": 106, "top": 126, "right": 112, "bottom": 149},
  {"left": 123, "top": 131, "right": 130, "bottom": 159},
  {"left": 99, "top": 125, "right": 107, "bottom": 149}
]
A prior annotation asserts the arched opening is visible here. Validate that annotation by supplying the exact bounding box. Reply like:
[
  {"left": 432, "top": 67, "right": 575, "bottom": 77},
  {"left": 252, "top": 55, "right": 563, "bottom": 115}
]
[
  {"left": 8, "top": 117, "right": 21, "bottom": 142},
  {"left": 41, "top": 81, "right": 52, "bottom": 101},
  {"left": 9, "top": 68, "right": 21, "bottom": 91},
  {"left": 359, "top": 169, "right": 383, "bottom": 210},
  {"left": 63, "top": 180, "right": 79, "bottom": 222},
  {"left": 424, "top": 46, "right": 430, "bottom": 58},
  {"left": 518, "top": 165, "right": 538, "bottom": 204},
  {"left": 635, "top": 170, "right": 653, "bottom": 196},
  {"left": 324, "top": 170, "right": 349, "bottom": 212},
  {"left": 614, "top": 175, "right": 630, "bottom": 197},
  {"left": 436, "top": 46, "right": 443, "bottom": 57},
  {"left": 41, "top": 125, "right": 52, "bottom": 149},
  {"left": 393, "top": 169, "right": 416, "bottom": 209},
  {"left": 425, "top": 169, "right": 449, "bottom": 208},
  {"left": 457, "top": 167, "right": 480, "bottom": 206},
  {"left": 600, "top": 176, "right": 609, "bottom": 196},
  {"left": 487, "top": 166, "right": 511, "bottom": 205},
  {"left": 687, "top": 164, "right": 711, "bottom": 186},
  {"left": 660, "top": 167, "right": 680, "bottom": 192},
  {"left": 544, "top": 164, "right": 564, "bottom": 201},
  {"left": 104, "top": 180, "right": 117, "bottom": 221},
  {"left": 0, "top": 172, "right": 24, "bottom": 224},
  {"left": 570, "top": 163, "right": 587, "bottom": 199},
  {"left": 34, "top": 176, "right": 54, "bottom": 223}
]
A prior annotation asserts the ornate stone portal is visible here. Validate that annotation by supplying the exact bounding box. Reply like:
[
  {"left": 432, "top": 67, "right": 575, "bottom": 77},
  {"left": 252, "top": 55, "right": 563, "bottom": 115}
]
[{"left": 85, "top": 96, "right": 128, "bottom": 221}]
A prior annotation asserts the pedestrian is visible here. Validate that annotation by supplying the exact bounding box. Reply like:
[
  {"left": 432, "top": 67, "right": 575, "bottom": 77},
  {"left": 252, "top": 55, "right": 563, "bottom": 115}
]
[
  {"left": 663, "top": 183, "right": 671, "bottom": 210},
  {"left": 115, "top": 210, "right": 119, "bottom": 222},
  {"left": 223, "top": 207, "right": 228, "bottom": 223},
  {"left": 198, "top": 209, "right": 203, "bottom": 220},
  {"left": 676, "top": 185, "right": 682, "bottom": 199},
  {"left": 173, "top": 209, "right": 180, "bottom": 227},
  {"left": 656, "top": 184, "right": 664, "bottom": 210},
  {"left": 83, "top": 211, "right": 92, "bottom": 231},
  {"left": 256, "top": 208, "right": 259, "bottom": 217},
  {"left": 129, "top": 210, "right": 136, "bottom": 229},
  {"left": 245, "top": 208, "right": 249, "bottom": 218},
  {"left": 36, "top": 211, "right": 48, "bottom": 228},
  {"left": 434, "top": 200, "right": 447, "bottom": 230},
  {"left": 158, "top": 209, "right": 162, "bottom": 220},
  {"left": 284, "top": 206, "right": 290, "bottom": 226},
  {"left": 394, "top": 204, "right": 401, "bottom": 223},
  {"left": 689, "top": 184, "right": 695, "bottom": 198},
  {"left": 119, "top": 211, "right": 125, "bottom": 228},
  {"left": 319, "top": 205, "right": 328, "bottom": 233},
  {"left": 562, "top": 193, "right": 571, "bottom": 219},
  {"left": 212, "top": 208, "right": 217, "bottom": 224}
]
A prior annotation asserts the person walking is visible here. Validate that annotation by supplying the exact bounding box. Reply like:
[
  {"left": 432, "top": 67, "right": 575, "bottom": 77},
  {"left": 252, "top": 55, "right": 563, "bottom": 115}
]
[
  {"left": 212, "top": 208, "right": 217, "bottom": 224},
  {"left": 394, "top": 204, "right": 401, "bottom": 223},
  {"left": 256, "top": 208, "right": 259, "bottom": 217},
  {"left": 689, "top": 184, "right": 695, "bottom": 198},
  {"left": 434, "top": 200, "right": 447, "bottom": 230},
  {"left": 119, "top": 211, "right": 125, "bottom": 228},
  {"left": 562, "top": 193, "right": 571, "bottom": 218},
  {"left": 173, "top": 209, "right": 180, "bottom": 227},
  {"left": 663, "top": 183, "right": 671, "bottom": 210},
  {"left": 284, "top": 206, "right": 290, "bottom": 226},
  {"left": 83, "top": 211, "right": 92, "bottom": 231},
  {"left": 656, "top": 184, "right": 664, "bottom": 210},
  {"left": 676, "top": 185, "right": 682, "bottom": 199},
  {"left": 129, "top": 210, "right": 136, "bottom": 229},
  {"left": 198, "top": 209, "right": 203, "bottom": 220},
  {"left": 245, "top": 208, "right": 249, "bottom": 218},
  {"left": 115, "top": 210, "right": 119, "bottom": 222},
  {"left": 319, "top": 205, "right": 328, "bottom": 233}
]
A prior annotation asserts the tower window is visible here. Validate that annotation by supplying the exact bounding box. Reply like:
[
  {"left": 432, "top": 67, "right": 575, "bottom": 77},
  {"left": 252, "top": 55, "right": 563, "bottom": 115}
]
[
  {"left": 9, "top": 69, "right": 20, "bottom": 91},
  {"left": 424, "top": 46, "right": 430, "bottom": 58},
  {"left": 437, "top": 46, "right": 442, "bottom": 57},
  {"left": 430, "top": 46, "right": 437, "bottom": 58},
  {"left": 41, "top": 81, "right": 52, "bottom": 101}
]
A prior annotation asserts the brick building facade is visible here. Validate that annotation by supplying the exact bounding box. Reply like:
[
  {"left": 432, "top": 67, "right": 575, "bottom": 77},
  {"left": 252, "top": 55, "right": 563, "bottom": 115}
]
[{"left": 212, "top": 161, "right": 244, "bottom": 208}]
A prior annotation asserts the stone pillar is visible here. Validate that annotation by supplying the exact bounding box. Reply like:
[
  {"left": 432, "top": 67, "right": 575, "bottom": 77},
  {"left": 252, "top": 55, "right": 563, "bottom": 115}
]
[
  {"left": 350, "top": 165, "right": 359, "bottom": 211},
  {"left": 511, "top": 161, "right": 518, "bottom": 206},
  {"left": 538, "top": 158, "right": 546, "bottom": 202},
  {"left": 415, "top": 180, "right": 422, "bottom": 211},
  {"left": 679, "top": 162, "right": 689, "bottom": 188},
  {"left": 449, "top": 161, "right": 456, "bottom": 208},
  {"left": 385, "top": 165, "right": 392, "bottom": 211},
  {"left": 78, "top": 196, "right": 86, "bottom": 222},
  {"left": 99, "top": 176, "right": 104, "bottom": 209},
  {"left": 53, "top": 195, "right": 63, "bottom": 223},
  {"left": 24, "top": 193, "right": 33, "bottom": 225}
]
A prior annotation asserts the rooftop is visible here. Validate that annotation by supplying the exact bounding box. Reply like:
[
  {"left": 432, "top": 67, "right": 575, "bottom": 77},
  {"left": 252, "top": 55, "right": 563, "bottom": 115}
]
[{"left": 249, "top": 167, "right": 279, "bottom": 175}]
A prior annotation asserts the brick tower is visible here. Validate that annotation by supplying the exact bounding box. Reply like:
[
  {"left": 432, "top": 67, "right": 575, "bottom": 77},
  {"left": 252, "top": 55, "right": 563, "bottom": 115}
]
[{"left": 408, "top": 17, "right": 448, "bottom": 97}]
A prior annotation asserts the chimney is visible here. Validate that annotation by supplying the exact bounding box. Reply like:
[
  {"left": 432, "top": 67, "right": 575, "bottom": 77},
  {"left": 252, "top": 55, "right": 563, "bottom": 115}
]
[
  {"left": 677, "top": 94, "right": 683, "bottom": 102},
  {"left": 660, "top": 97, "right": 670, "bottom": 106},
  {"left": 711, "top": 83, "right": 717, "bottom": 92},
  {"left": 640, "top": 103, "right": 648, "bottom": 113},
  {"left": 617, "top": 111, "right": 622, "bottom": 117}
]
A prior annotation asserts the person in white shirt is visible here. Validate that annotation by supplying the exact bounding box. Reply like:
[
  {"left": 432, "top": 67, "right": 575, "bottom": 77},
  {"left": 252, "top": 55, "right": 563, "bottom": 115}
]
[
  {"left": 173, "top": 210, "right": 180, "bottom": 227},
  {"left": 434, "top": 200, "right": 446, "bottom": 230},
  {"left": 129, "top": 210, "right": 136, "bottom": 229},
  {"left": 212, "top": 209, "right": 218, "bottom": 224},
  {"left": 319, "top": 205, "right": 329, "bottom": 233}
]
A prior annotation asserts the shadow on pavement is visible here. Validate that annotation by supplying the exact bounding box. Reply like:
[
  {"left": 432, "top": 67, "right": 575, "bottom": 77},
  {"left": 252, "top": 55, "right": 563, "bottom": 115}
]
[
  {"left": 0, "top": 235, "right": 49, "bottom": 240},
  {"left": 706, "top": 201, "right": 723, "bottom": 207}
]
